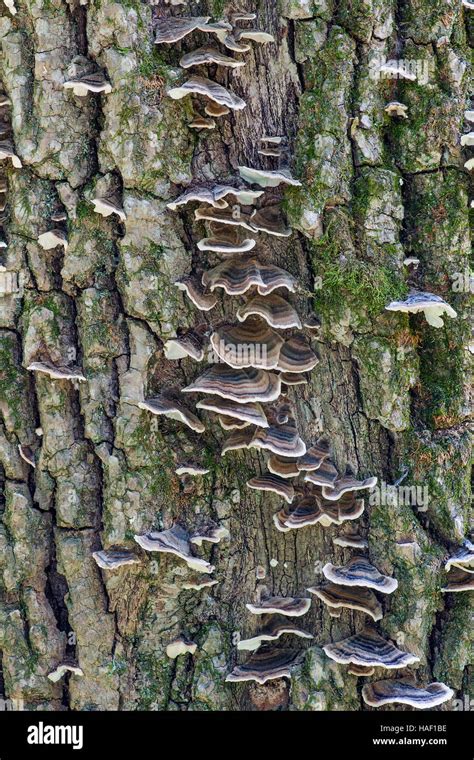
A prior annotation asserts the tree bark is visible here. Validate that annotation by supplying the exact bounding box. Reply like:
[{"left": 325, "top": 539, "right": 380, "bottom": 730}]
[{"left": 0, "top": 0, "right": 472, "bottom": 712}]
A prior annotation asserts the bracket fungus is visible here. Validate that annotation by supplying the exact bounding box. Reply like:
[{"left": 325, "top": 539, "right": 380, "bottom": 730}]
[
  {"left": 154, "top": 16, "right": 212, "bottom": 44},
  {"left": 175, "top": 462, "right": 210, "bottom": 476},
  {"left": 275, "top": 495, "right": 341, "bottom": 531},
  {"left": 297, "top": 439, "right": 331, "bottom": 471},
  {"left": 348, "top": 664, "right": 375, "bottom": 677},
  {"left": 304, "top": 459, "right": 339, "bottom": 488},
  {"left": 385, "top": 291, "right": 457, "bottom": 328},
  {"left": 323, "top": 629, "right": 420, "bottom": 669},
  {"left": 198, "top": 233, "right": 256, "bottom": 255},
  {"left": 168, "top": 76, "right": 246, "bottom": 111},
  {"left": 210, "top": 321, "right": 284, "bottom": 370},
  {"left": 182, "top": 365, "right": 282, "bottom": 404},
  {"left": 444, "top": 539, "right": 474, "bottom": 572},
  {"left": 0, "top": 140, "right": 22, "bottom": 168},
  {"left": 181, "top": 577, "right": 219, "bottom": 591},
  {"left": 47, "top": 662, "right": 84, "bottom": 683},
  {"left": 247, "top": 473, "right": 295, "bottom": 504},
  {"left": 166, "top": 636, "right": 197, "bottom": 659},
  {"left": 238, "top": 166, "right": 302, "bottom": 188},
  {"left": 237, "top": 294, "right": 302, "bottom": 330},
  {"left": 197, "top": 396, "right": 269, "bottom": 427},
  {"left": 461, "top": 132, "right": 474, "bottom": 146},
  {"left": 190, "top": 524, "right": 229, "bottom": 546},
  {"left": 267, "top": 454, "right": 300, "bottom": 479},
  {"left": 246, "top": 596, "right": 311, "bottom": 617},
  {"left": 174, "top": 275, "right": 217, "bottom": 311},
  {"left": 322, "top": 475, "right": 377, "bottom": 501},
  {"left": 195, "top": 205, "right": 254, "bottom": 231},
  {"left": 322, "top": 557, "right": 398, "bottom": 594},
  {"left": 92, "top": 549, "right": 141, "bottom": 570},
  {"left": 277, "top": 336, "right": 319, "bottom": 374},
  {"left": 249, "top": 420, "right": 307, "bottom": 458},
  {"left": 63, "top": 72, "right": 112, "bottom": 97},
  {"left": 221, "top": 426, "right": 255, "bottom": 455},
  {"left": 237, "top": 616, "right": 313, "bottom": 652},
  {"left": 38, "top": 229, "right": 68, "bottom": 251},
  {"left": 138, "top": 396, "right": 205, "bottom": 433},
  {"left": 188, "top": 116, "right": 216, "bottom": 130},
  {"left": 280, "top": 372, "right": 308, "bottom": 386},
  {"left": 134, "top": 525, "right": 214, "bottom": 574},
  {"left": 18, "top": 444, "right": 35, "bottom": 468},
  {"left": 202, "top": 258, "right": 297, "bottom": 296},
  {"left": 384, "top": 101, "right": 408, "bottom": 118},
  {"left": 249, "top": 205, "right": 292, "bottom": 237},
  {"left": 308, "top": 583, "right": 383, "bottom": 622},
  {"left": 168, "top": 185, "right": 262, "bottom": 211},
  {"left": 441, "top": 567, "right": 474, "bottom": 592},
  {"left": 333, "top": 535, "right": 368, "bottom": 550},
  {"left": 234, "top": 29, "right": 275, "bottom": 44},
  {"left": 27, "top": 362, "right": 86, "bottom": 382},
  {"left": 180, "top": 47, "right": 246, "bottom": 69},
  {"left": 91, "top": 194, "right": 126, "bottom": 222},
  {"left": 205, "top": 102, "right": 230, "bottom": 117},
  {"left": 164, "top": 331, "right": 205, "bottom": 362},
  {"left": 217, "top": 414, "right": 250, "bottom": 430},
  {"left": 361, "top": 680, "right": 454, "bottom": 709},
  {"left": 225, "top": 647, "right": 302, "bottom": 684}
]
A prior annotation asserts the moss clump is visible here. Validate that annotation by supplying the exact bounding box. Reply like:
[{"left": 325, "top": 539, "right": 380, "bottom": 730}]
[{"left": 310, "top": 232, "right": 407, "bottom": 319}]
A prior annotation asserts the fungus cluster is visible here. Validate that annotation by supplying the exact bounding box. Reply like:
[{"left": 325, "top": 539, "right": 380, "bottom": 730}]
[{"left": 86, "top": 5, "right": 456, "bottom": 703}]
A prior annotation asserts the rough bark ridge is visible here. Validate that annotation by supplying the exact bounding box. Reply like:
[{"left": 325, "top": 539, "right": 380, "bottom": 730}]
[{"left": 0, "top": 0, "right": 472, "bottom": 711}]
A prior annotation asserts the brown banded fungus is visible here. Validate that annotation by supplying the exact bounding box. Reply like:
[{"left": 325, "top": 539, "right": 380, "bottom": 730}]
[
  {"left": 322, "top": 475, "right": 377, "bottom": 500},
  {"left": 247, "top": 473, "right": 295, "bottom": 504},
  {"left": 237, "top": 294, "right": 302, "bottom": 329},
  {"left": 182, "top": 365, "right": 282, "bottom": 404},
  {"left": 246, "top": 596, "right": 311, "bottom": 617},
  {"left": 92, "top": 549, "right": 141, "bottom": 570},
  {"left": 225, "top": 647, "right": 302, "bottom": 684},
  {"left": 134, "top": 524, "right": 214, "bottom": 574},
  {"left": 237, "top": 615, "right": 313, "bottom": 652},
  {"left": 297, "top": 439, "right": 331, "bottom": 471},
  {"left": 362, "top": 680, "right": 454, "bottom": 709},
  {"left": 198, "top": 397, "right": 268, "bottom": 427},
  {"left": 27, "top": 362, "right": 86, "bottom": 382},
  {"left": 304, "top": 459, "right": 339, "bottom": 488},
  {"left": 385, "top": 291, "right": 457, "bottom": 328},
  {"left": 239, "top": 166, "right": 302, "bottom": 188},
  {"left": 174, "top": 275, "right": 218, "bottom": 311},
  {"left": 202, "top": 258, "right": 297, "bottom": 296},
  {"left": 164, "top": 329, "right": 206, "bottom": 361},
  {"left": 154, "top": 17, "right": 212, "bottom": 44},
  {"left": 322, "top": 557, "right": 397, "bottom": 594},
  {"left": 308, "top": 583, "right": 383, "bottom": 622},
  {"left": 63, "top": 72, "right": 112, "bottom": 97},
  {"left": 267, "top": 454, "right": 300, "bottom": 479},
  {"left": 180, "top": 47, "right": 246, "bottom": 69},
  {"left": 277, "top": 336, "right": 319, "bottom": 374},
  {"left": 168, "top": 76, "right": 246, "bottom": 111},
  {"left": 323, "top": 628, "right": 419, "bottom": 669},
  {"left": 138, "top": 395, "right": 205, "bottom": 433}
]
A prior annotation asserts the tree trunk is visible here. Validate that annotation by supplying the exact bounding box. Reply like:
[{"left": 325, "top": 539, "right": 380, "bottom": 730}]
[{"left": 0, "top": 0, "right": 472, "bottom": 713}]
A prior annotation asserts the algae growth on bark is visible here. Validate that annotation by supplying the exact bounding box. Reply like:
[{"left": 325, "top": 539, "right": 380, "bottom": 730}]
[{"left": 0, "top": 0, "right": 472, "bottom": 713}]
